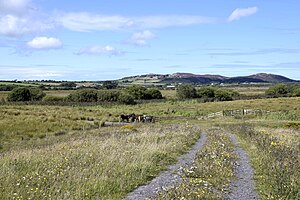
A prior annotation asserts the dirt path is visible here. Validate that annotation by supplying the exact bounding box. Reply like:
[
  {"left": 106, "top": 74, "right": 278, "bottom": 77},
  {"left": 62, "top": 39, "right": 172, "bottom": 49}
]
[
  {"left": 124, "top": 132, "right": 207, "bottom": 200},
  {"left": 226, "top": 132, "right": 258, "bottom": 200}
]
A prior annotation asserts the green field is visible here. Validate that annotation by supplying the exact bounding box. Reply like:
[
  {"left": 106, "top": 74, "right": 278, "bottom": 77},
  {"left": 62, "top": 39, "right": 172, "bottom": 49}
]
[{"left": 0, "top": 95, "right": 299, "bottom": 199}]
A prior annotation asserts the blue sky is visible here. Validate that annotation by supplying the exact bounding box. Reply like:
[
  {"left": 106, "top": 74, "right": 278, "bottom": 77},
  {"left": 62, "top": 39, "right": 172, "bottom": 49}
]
[{"left": 0, "top": 0, "right": 300, "bottom": 80}]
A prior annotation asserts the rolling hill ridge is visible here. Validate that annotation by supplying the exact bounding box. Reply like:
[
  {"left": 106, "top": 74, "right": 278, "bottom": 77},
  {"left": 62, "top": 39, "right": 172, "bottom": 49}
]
[{"left": 119, "top": 73, "right": 298, "bottom": 85}]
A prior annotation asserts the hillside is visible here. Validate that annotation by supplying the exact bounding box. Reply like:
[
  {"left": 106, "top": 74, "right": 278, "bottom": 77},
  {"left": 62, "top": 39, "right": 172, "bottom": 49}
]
[{"left": 118, "top": 73, "right": 298, "bottom": 85}]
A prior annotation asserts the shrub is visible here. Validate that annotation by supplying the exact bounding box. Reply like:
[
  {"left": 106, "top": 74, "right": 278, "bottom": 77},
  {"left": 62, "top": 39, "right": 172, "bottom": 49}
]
[
  {"left": 67, "top": 89, "right": 98, "bottom": 102},
  {"left": 266, "top": 84, "right": 288, "bottom": 97},
  {"left": 7, "top": 87, "right": 32, "bottom": 101},
  {"left": 214, "top": 90, "right": 233, "bottom": 101},
  {"left": 98, "top": 90, "right": 120, "bottom": 102},
  {"left": 291, "top": 88, "right": 300, "bottom": 97},
  {"left": 125, "top": 85, "right": 147, "bottom": 99},
  {"left": 59, "top": 82, "right": 76, "bottom": 88},
  {"left": 0, "top": 84, "right": 16, "bottom": 91},
  {"left": 29, "top": 88, "right": 46, "bottom": 101},
  {"left": 102, "top": 81, "right": 118, "bottom": 89},
  {"left": 43, "top": 95, "right": 65, "bottom": 102},
  {"left": 118, "top": 93, "right": 135, "bottom": 105},
  {"left": 125, "top": 85, "right": 163, "bottom": 100},
  {"left": 197, "top": 87, "right": 216, "bottom": 98},
  {"left": 144, "top": 88, "right": 163, "bottom": 99},
  {"left": 176, "top": 84, "right": 197, "bottom": 99}
]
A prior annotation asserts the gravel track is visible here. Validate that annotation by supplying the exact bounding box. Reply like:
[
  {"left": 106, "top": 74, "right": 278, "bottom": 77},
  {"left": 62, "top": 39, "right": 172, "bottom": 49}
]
[
  {"left": 124, "top": 132, "right": 207, "bottom": 200},
  {"left": 226, "top": 132, "right": 258, "bottom": 200}
]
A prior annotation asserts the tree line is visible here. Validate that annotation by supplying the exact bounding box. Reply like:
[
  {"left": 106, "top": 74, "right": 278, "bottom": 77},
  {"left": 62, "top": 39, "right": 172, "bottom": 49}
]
[{"left": 5, "top": 83, "right": 299, "bottom": 104}]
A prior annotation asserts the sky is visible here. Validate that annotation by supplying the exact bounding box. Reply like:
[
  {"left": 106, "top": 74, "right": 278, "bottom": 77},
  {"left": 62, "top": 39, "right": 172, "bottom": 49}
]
[{"left": 0, "top": 0, "right": 300, "bottom": 81}]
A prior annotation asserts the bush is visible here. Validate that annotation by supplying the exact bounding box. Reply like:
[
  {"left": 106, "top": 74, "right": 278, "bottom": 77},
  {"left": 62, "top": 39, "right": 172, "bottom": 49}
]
[
  {"left": 7, "top": 87, "right": 45, "bottom": 101},
  {"left": 118, "top": 93, "right": 135, "bottom": 105},
  {"left": 266, "top": 84, "right": 288, "bottom": 97},
  {"left": 215, "top": 90, "right": 233, "bottom": 101},
  {"left": 29, "top": 88, "right": 46, "bottom": 101},
  {"left": 7, "top": 87, "right": 31, "bottom": 101},
  {"left": 197, "top": 87, "right": 216, "bottom": 98},
  {"left": 98, "top": 90, "right": 120, "bottom": 102},
  {"left": 176, "top": 84, "right": 197, "bottom": 99},
  {"left": 67, "top": 89, "right": 98, "bottom": 102},
  {"left": 43, "top": 95, "right": 65, "bottom": 102},
  {"left": 125, "top": 85, "right": 147, "bottom": 99},
  {"left": 59, "top": 82, "right": 76, "bottom": 88},
  {"left": 287, "top": 84, "right": 300, "bottom": 97},
  {"left": 144, "top": 88, "right": 163, "bottom": 99},
  {"left": 102, "top": 81, "right": 118, "bottom": 89},
  {"left": 125, "top": 85, "right": 163, "bottom": 100},
  {"left": 0, "top": 84, "right": 16, "bottom": 91},
  {"left": 291, "top": 88, "right": 300, "bottom": 97}
]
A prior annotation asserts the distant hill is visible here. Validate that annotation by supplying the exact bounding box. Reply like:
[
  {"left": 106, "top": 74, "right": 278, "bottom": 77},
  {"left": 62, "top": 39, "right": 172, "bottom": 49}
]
[{"left": 118, "top": 73, "right": 298, "bottom": 85}]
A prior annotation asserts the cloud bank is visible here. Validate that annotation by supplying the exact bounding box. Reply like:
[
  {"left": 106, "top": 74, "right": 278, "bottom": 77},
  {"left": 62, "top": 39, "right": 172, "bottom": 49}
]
[{"left": 57, "top": 13, "right": 216, "bottom": 32}]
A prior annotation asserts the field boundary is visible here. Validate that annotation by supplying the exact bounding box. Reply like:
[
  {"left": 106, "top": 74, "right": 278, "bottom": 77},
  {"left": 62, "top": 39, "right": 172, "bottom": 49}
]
[{"left": 201, "top": 109, "right": 268, "bottom": 119}]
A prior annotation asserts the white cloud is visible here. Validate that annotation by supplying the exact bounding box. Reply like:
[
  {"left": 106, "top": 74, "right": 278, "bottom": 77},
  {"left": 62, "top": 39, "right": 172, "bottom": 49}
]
[
  {"left": 0, "top": 0, "right": 32, "bottom": 15},
  {"left": 127, "top": 30, "right": 155, "bottom": 46},
  {"left": 0, "top": 15, "right": 54, "bottom": 37},
  {"left": 76, "top": 45, "right": 124, "bottom": 56},
  {"left": 27, "top": 37, "right": 63, "bottom": 49},
  {"left": 0, "top": 0, "right": 56, "bottom": 37},
  {"left": 57, "top": 12, "right": 216, "bottom": 32},
  {"left": 228, "top": 7, "right": 258, "bottom": 22}
]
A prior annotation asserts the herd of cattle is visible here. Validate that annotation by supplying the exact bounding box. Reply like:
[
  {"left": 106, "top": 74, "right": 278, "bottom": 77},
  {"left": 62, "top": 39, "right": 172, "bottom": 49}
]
[{"left": 119, "top": 114, "right": 155, "bottom": 123}]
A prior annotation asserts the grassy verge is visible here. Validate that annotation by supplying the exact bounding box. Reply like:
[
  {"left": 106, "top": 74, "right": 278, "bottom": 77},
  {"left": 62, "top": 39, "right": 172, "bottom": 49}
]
[
  {"left": 227, "top": 124, "right": 299, "bottom": 199},
  {"left": 0, "top": 124, "right": 200, "bottom": 200},
  {"left": 157, "top": 127, "right": 237, "bottom": 199}
]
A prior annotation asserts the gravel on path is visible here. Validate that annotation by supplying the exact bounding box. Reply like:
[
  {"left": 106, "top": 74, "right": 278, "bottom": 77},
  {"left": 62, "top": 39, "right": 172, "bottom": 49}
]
[
  {"left": 226, "top": 132, "right": 259, "bottom": 200},
  {"left": 124, "top": 132, "right": 207, "bottom": 200}
]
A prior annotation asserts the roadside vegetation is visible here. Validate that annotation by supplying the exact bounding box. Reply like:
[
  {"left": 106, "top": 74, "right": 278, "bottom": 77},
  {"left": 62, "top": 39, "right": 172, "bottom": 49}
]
[
  {"left": 157, "top": 128, "right": 237, "bottom": 199},
  {"left": 226, "top": 123, "right": 299, "bottom": 199}
]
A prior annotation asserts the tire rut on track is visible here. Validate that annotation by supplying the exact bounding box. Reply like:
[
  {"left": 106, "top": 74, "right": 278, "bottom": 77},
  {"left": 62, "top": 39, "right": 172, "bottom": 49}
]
[
  {"left": 124, "top": 132, "right": 207, "bottom": 200},
  {"left": 226, "top": 132, "right": 258, "bottom": 200}
]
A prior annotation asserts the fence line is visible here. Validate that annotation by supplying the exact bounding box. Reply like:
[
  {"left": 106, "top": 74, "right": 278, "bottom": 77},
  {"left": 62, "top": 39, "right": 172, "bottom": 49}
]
[{"left": 204, "top": 109, "right": 267, "bottom": 119}]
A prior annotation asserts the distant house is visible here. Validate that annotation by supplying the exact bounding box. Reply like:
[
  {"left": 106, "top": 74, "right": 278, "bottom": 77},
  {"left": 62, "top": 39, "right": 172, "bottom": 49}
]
[{"left": 166, "top": 85, "right": 176, "bottom": 90}]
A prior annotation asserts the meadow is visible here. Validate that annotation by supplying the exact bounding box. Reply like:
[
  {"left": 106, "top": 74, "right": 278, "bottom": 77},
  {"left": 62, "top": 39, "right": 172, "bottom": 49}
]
[{"left": 0, "top": 94, "right": 299, "bottom": 199}]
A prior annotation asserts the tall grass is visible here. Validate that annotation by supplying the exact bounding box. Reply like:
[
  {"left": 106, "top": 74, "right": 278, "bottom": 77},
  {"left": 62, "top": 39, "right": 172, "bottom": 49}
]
[
  {"left": 0, "top": 125, "right": 201, "bottom": 200},
  {"left": 157, "top": 128, "right": 237, "bottom": 199},
  {"left": 228, "top": 124, "right": 299, "bottom": 199}
]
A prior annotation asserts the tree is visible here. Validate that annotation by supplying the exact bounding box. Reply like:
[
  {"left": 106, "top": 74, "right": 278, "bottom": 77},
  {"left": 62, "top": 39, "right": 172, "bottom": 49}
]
[
  {"left": 118, "top": 93, "right": 135, "bottom": 105},
  {"left": 59, "top": 82, "right": 77, "bottom": 88},
  {"left": 214, "top": 90, "right": 233, "bottom": 101},
  {"left": 144, "top": 88, "right": 163, "bottom": 99},
  {"left": 125, "top": 85, "right": 147, "bottom": 99},
  {"left": 197, "top": 87, "right": 216, "bottom": 98},
  {"left": 176, "top": 84, "right": 197, "bottom": 99},
  {"left": 102, "top": 81, "right": 118, "bottom": 89},
  {"left": 7, "top": 87, "right": 31, "bottom": 101}
]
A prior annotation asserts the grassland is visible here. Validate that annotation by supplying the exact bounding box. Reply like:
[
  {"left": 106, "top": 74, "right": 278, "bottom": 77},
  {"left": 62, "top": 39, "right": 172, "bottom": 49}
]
[
  {"left": 0, "top": 95, "right": 299, "bottom": 199},
  {"left": 0, "top": 82, "right": 38, "bottom": 87},
  {"left": 0, "top": 125, "right": 200, "bottom": 199}
]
